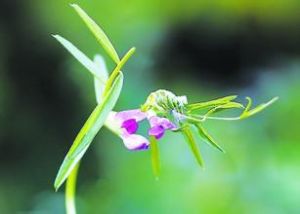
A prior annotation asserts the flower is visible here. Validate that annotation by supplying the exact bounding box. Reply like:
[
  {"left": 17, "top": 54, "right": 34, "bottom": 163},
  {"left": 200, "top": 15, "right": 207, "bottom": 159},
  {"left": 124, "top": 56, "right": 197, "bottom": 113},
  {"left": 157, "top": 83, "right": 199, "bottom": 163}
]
[
  {"left": 106, "top": 109, "right": 177, "bottom": 150},
  {"left": 113, "top": 109, "right": 150, "bottom": 150},
  {"left": 148, "top": 116, "right": 177, "bottom": 139}
]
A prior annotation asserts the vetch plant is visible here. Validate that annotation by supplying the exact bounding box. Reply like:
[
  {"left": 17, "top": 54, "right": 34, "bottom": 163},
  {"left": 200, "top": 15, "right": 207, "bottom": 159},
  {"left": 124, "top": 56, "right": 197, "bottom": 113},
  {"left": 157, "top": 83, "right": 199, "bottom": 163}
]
[{"left": 53, "top": 4, "right": 278, "bottom": 214}]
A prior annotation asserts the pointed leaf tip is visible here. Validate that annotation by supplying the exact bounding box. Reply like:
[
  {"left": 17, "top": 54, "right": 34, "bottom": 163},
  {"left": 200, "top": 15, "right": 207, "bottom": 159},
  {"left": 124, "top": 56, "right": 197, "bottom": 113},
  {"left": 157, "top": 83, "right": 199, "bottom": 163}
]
[
  {"left": 240, "top": 96, "right": 278, "bottom": 119},
  {"left": 182, "top": 125, "right": 204, "bottom": 167},
  {"left": 194, "top": 123, "right": 225, "bottom": 153},
  {"left": 103, "top": 47, "right": 136, "bottom": 96},
  {"left": 54, "top": 73, "right": 123, "bottom": 190},
  {"left": 71, "top": 3, "right": 120, "bottom": 64},
  {"left": 187, "top": 95, "right": 239, "bottom": 112},
  {"left": 52, "top": 34, "right": 105, "bottom": 83}
]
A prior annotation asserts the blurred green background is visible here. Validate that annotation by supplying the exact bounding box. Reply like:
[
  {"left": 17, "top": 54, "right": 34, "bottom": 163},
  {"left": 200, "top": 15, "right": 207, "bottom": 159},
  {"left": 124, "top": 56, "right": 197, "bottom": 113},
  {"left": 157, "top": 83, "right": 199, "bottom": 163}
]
[{"left": 0, "top": 0, "right": 300, "bottom": 213}]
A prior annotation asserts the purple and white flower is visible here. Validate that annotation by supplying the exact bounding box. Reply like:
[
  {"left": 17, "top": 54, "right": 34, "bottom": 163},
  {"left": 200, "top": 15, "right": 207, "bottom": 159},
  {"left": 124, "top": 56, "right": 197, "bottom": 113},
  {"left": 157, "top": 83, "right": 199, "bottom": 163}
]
[
  {"left": 112, "top": 109, "right": 149, "bottom": 150},
  {"left": 106, "top": 109, "right": 177, "bottom": 151},
  {"left": 148, "top": 116, "right": 177, "bottom": 139}
]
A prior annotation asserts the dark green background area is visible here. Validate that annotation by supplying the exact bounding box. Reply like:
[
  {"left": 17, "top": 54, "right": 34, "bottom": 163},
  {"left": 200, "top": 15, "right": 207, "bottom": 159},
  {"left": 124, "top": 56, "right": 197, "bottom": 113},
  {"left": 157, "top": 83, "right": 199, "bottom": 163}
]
[{"left": 0, "top": 0, "right": 299, "bottom": 213}]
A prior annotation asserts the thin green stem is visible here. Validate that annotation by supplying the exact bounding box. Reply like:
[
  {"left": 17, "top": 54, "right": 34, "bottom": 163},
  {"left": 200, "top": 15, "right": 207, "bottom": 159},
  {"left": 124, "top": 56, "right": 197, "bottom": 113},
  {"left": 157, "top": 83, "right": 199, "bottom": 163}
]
[
  {"left": 150, "top": 136, "right": 160, "bottom": 180},
  {"left": 185, "top": 111, "right": 244, "bottom": 122},
  {"left": 103, "top": 47, "right": 136, "bottom": 96},
  {"left": 65, "top": 162, "right": 80, "bottom": 214},
  {"left": 190, "top": 114, "right": 243, "bottom": 121}
]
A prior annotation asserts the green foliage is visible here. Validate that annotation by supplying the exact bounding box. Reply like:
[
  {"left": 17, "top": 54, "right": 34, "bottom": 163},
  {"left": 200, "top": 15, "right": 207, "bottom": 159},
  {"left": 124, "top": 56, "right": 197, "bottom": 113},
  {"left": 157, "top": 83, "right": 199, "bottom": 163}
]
[
  {"left": 181, "top": 124, "right": 204, "bottom": 167},
  {"left": 65, "top": 162, "right": 80, "bottom": 214},
  {"left": 51, "top": 5, "right": 279, "bottom": 214},
  {"left": 193, "top": 123, "right": 224, "bottom": 153},
  {"left": 186, "top": 95, "right": 278, "bottom": 122},
  {"left": 240, "top": 96, "right": 279, "bottom": 119},
  {"left": 53, "top": 4, "right": 136, "bottom": 192},
  {"left": 93, "top": 55, "right": 109, "bottom": 104},
  {"left": 141, "top": 90, "right": 277, "bottom": 170},
  {"left": 201, "top": 102, "right": 244, "bottom": 119},
  {"left": 52, "top": 34, "right": 106, "bottom": 84},
  {"left": 149, "top": 136, "right": 161, "bottom": 179},
  {"left": 71, "top": 4, "right": 120, "bottom": 64},
  {"left": 54, "top": 73, "right": 123, "bottom": 191},
  {"left": 103, "top": 47, "right": 136, "bottom": 96},
  {"left": 187, "top": 95, "right": 238, "bottom": 111}
]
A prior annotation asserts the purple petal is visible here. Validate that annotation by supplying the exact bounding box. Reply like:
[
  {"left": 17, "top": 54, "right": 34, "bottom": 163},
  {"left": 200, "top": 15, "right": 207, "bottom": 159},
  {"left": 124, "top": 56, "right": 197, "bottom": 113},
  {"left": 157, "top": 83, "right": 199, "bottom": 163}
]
[
  {"left": 160, "top": 119, "right": 177, "bottom": 130},
  {"left": 149, "top": 116, "right": 177, "bottom": 130},
  {"left": 121, "top": 119, "right": 138, "bottom": 134},
  {"left": 134, "top": 143, "right": 149, "bottom": 150},
  {"left": 148, "top": 125, "right": 165, "bottom": 139},
  {"left": 121, "top": 133, "right": 150, "bottom": 150},
  {"left": 148, "top": 116, "right": 161, "bottom": 127},
  {"left": 115, "top": 109, "right": 147, "bottom": 124}
]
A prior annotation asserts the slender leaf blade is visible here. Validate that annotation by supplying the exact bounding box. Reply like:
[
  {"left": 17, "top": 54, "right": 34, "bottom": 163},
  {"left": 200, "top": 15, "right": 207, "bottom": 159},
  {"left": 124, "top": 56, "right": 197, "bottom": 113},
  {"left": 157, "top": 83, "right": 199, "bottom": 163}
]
[
  {"left": 201, "top": 102, "right": 244, "bottom": 119},
  {"left": 54, "top": 73, "right": 123, "bottom": 190},
  {"left": 103, "top": 47, "right": 135, "bottom": 95},
  {"left": 71, "top": 4, "right": 120, "bottom": 63},
  {"left": 150, "top": 136, "right": 160, "bottom": 179},
  {"left": 217, "top": 102, "right": 244, "bottom": 109},
  {"left": 194, "top": 123, "right": 224, "bottom": 153},
  {"left": 93, "top": 54, "right": 109, "bottom": 104},
  {"left": 240, "top": 97, "right": 252, "bottom": 118},
  {"left": 53, "top": 34, "right": 105, "bottom": 83},
  {"left": 240, "top": 97, "right": 278, "bottom": 119},
  {"left": 93, "top": 54, "right": 109, "bottom": 80},
  {"left": 181, "top": 124, "right": 204, "bottom": 167},
  {"left": 188, "top": 95, "right": 237, "bottom": 111}
]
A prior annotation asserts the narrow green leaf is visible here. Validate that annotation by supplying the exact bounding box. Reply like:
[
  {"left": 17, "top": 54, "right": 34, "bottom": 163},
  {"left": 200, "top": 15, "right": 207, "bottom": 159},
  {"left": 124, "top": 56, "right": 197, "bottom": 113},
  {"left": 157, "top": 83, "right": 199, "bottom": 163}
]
[
  {"left": 241, "top": 97, "right": 252, "bottom": 116},
  {"left": 186, "top": 96, "right": 278, "bottom": 122},
  {"left": 54, "top": 73, "right": 123, "bottom": 190},
  {"left": 240, "top": 97, "right": 278, "bottom": 119},
  {"left": 188, "top": 95, "right": 237, "bottom": 112},
  {"left": 93, "top": 55, "right": 108, "bottom": 104},
  {"left": 181, "top": 124, "right": 204, "bottom": 167},
  {"left": 218, "top": 102, "right": 244, "bottom": 109},
  {"left": 103, "top": 47, "right": 136, "bottom": 96},
  {"left": 71, "top": 4, "right": 120, "bottom": 63},
  {"left": 53, "top": 34, "right": 105, "bottom": 84},
  {"left": 150, "top": 136, "right": 160, "bottom": 179},
  {"left": 193, "top": 123, "right": 224, "bottom": 153},
  {"left": 93, "top": 54, "right": 109, "bottom": 80},
  {"left": 203, "top": 102, "right": 244, "bottom": 118}
]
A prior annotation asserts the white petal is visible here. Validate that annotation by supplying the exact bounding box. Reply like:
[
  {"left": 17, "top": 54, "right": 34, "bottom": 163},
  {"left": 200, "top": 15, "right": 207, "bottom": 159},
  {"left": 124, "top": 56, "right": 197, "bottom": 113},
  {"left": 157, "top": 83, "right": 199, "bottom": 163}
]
[{"left": 121, "top": 132, "right": 150, "bottom": 150}]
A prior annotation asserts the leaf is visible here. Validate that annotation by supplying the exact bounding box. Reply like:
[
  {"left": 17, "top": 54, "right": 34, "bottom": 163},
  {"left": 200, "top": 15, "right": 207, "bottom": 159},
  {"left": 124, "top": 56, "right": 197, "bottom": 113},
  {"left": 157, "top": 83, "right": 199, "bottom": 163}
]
[
  {"left": 217, "top": 102, "right": 244, "bottom": 110},
  {"left": 54, "top": 73, "right": 123, "bottom": 190},
  {"left": 187, "top": 95, "right": 238, "bottom": 112},
  {"left": 149, "top": 136, "right": 160, "bottom": 179},
  {"left": 186, "top": 96, "right": 278, "bottom": 122},
  {"left": 71, "top": 4, "right": 120, "bottom": 64},
  {"left": 181, "top": 124, "right": 204, "bottom": 167},
  {"left": 193, "top": 123, "right": 224, "bottom": 153},
  {"left": 53, "top": 34, "right": 105, "bottom": 83},
  {"left": 93, "top": 54, "right": 109, "bottom": 104},
  {"left": 202, "top": 102, "right": 244, "bottom": 118},
  {"left": 103, "top": 47, "right": 136, "bottom": 96},
  {"left": 93, "top": 54, "right": 109, "bottom": 80},
  {"left": 240, "top": 97, "right": 278, "bottom": 119},
  {"left": 241, "top": 97, "right": 252, "bottom": 117}
]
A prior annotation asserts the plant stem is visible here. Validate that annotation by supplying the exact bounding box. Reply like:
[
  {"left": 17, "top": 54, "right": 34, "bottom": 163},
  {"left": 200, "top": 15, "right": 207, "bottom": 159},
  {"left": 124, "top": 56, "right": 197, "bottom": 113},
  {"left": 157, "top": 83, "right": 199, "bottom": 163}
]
[
  {"left": 149, "top": 136, "right": 160, "bottom": 179},
  {"left": 65, "top": 162, "right": 80, "bottom": 214},
  {"left": 103, "top": 47, "right": 135, "bottom": 96}
]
